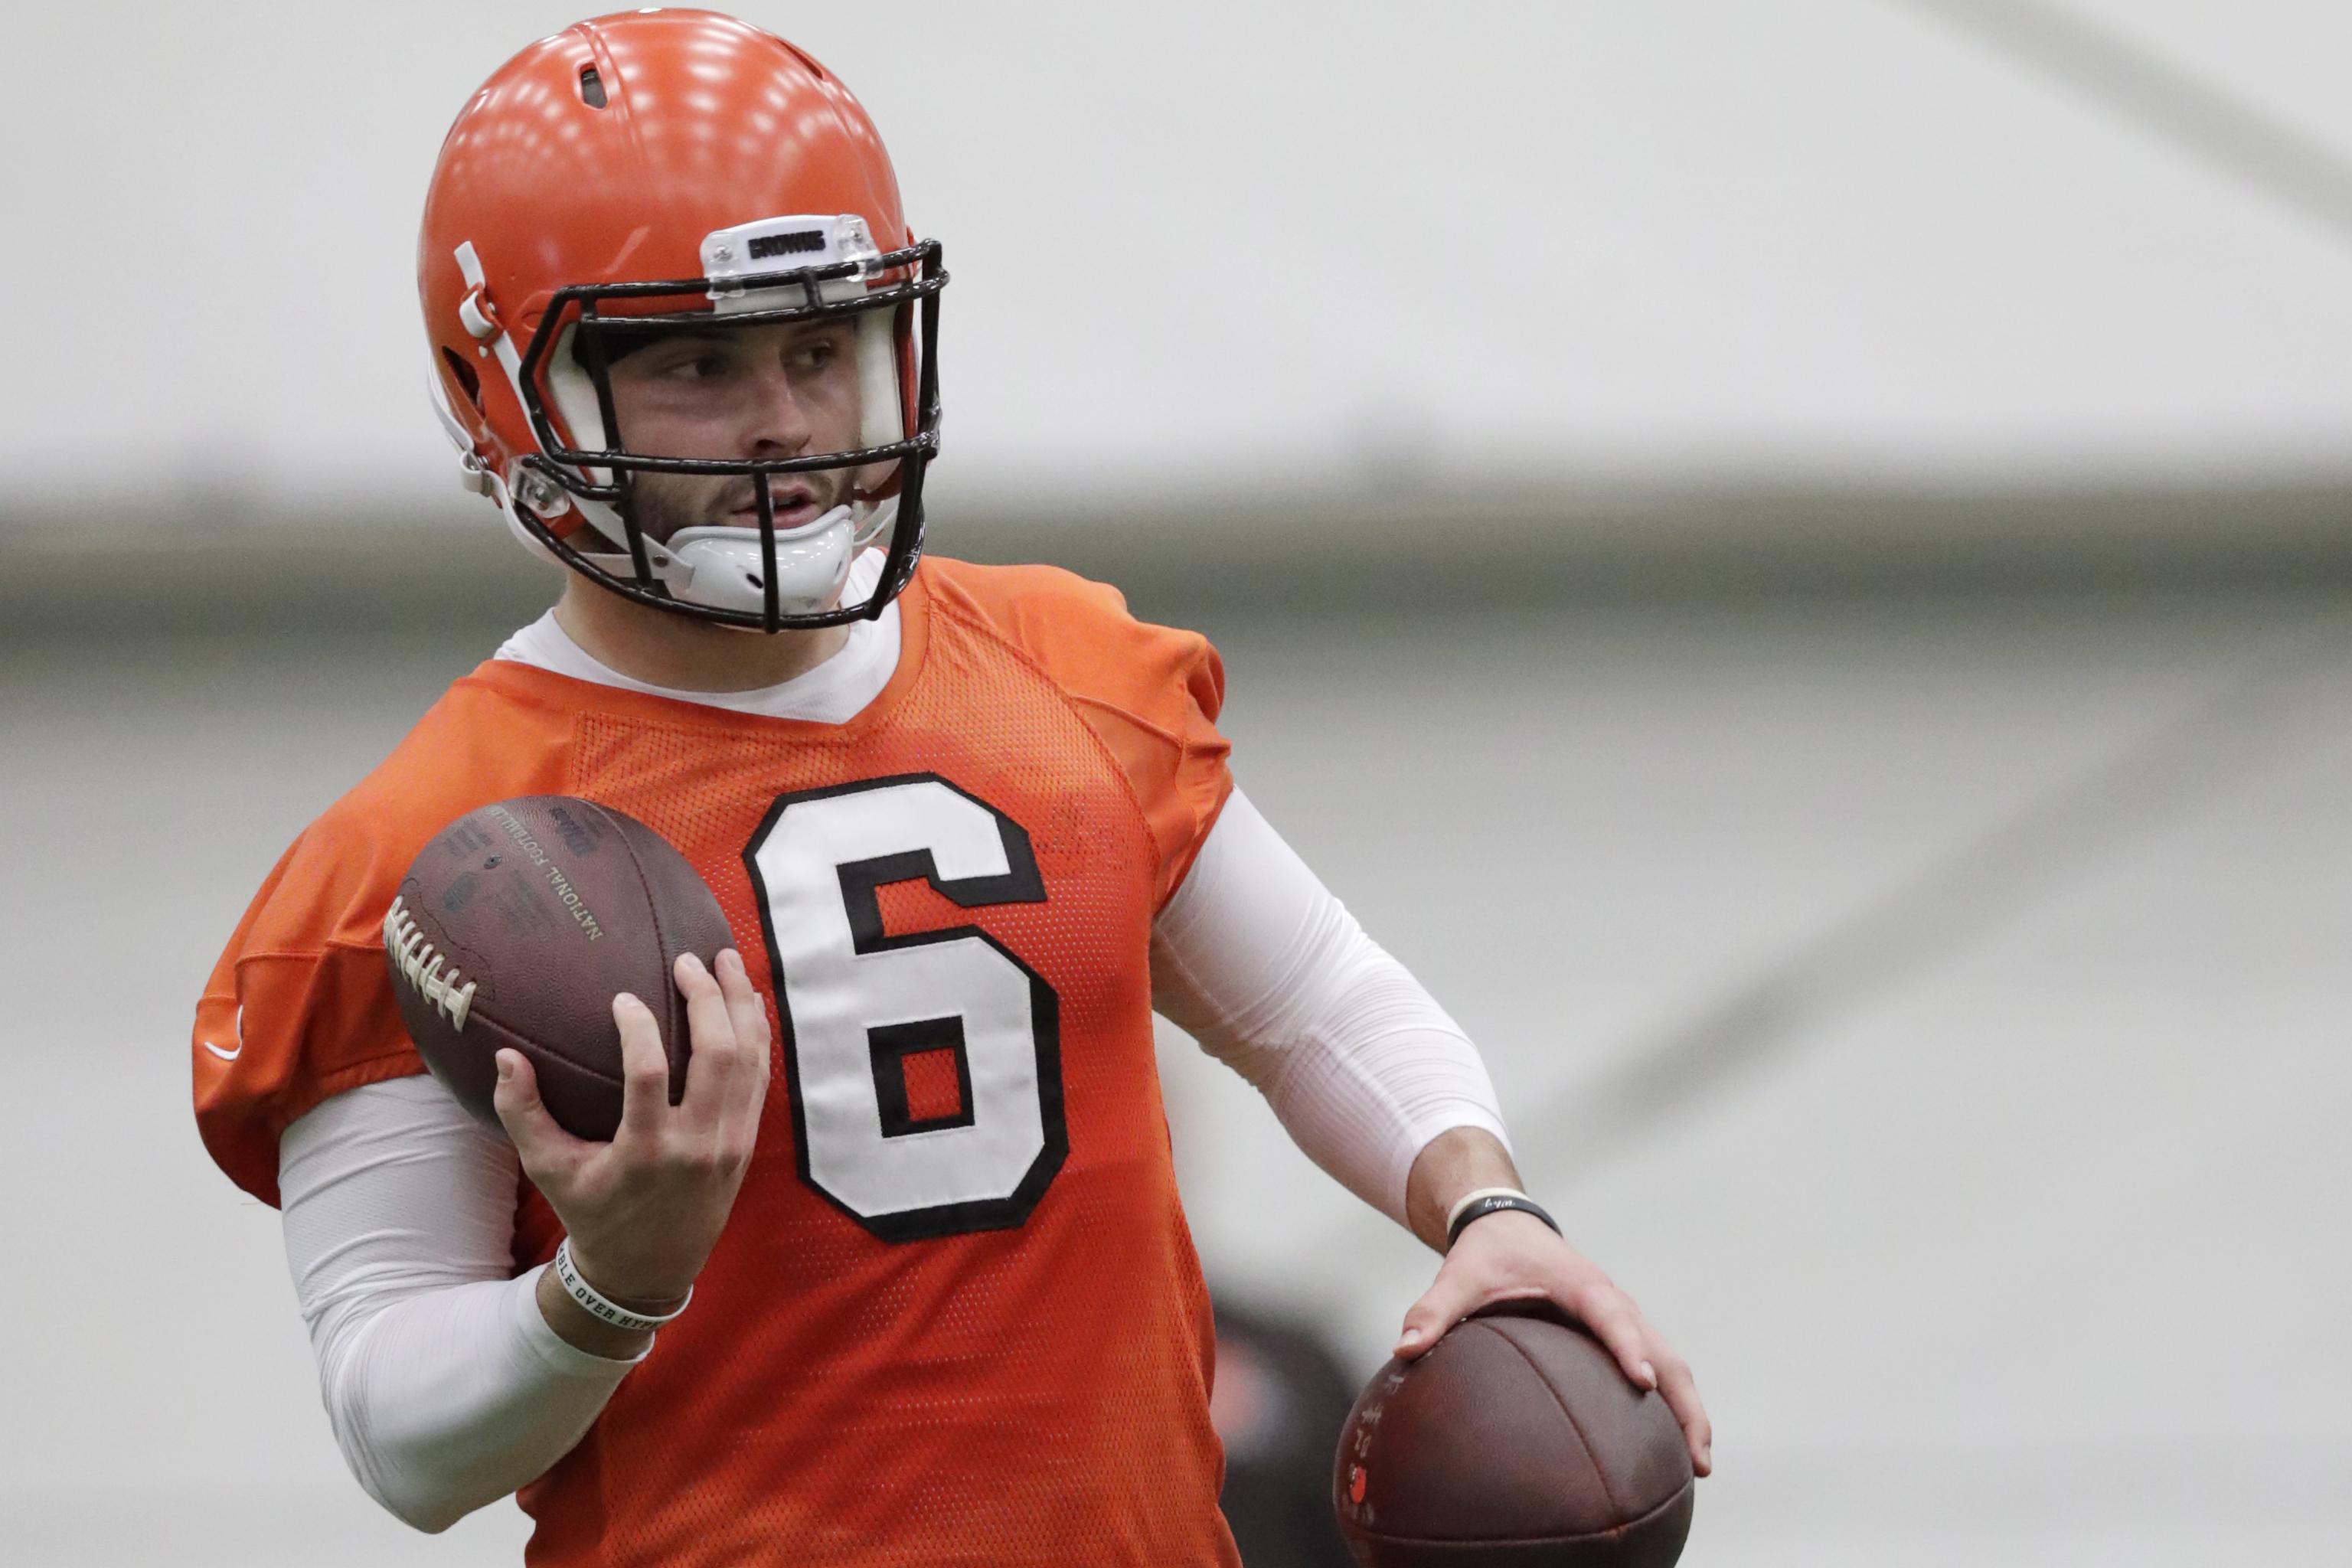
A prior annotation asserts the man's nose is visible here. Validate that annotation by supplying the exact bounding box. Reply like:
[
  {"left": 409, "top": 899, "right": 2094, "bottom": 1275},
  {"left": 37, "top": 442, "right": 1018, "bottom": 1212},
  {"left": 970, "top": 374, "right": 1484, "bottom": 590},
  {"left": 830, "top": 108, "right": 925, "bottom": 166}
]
[{"left": 743, "top": 364, "right": 815, "bottom": 459}]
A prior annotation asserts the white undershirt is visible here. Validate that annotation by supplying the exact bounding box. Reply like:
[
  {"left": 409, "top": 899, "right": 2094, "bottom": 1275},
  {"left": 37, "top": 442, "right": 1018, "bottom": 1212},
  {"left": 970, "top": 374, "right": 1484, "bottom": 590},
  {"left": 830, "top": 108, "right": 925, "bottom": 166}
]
[
  {"left": 492, "top": 549, "right": 901, "bottom": 721},
  {"left": 279, "top": 588, "right": 1509, "bottom": 1532}
]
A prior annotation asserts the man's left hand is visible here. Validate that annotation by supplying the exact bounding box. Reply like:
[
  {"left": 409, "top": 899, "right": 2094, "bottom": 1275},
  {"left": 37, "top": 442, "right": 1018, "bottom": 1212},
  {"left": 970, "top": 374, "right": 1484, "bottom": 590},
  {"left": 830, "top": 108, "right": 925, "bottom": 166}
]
[{"left": 1393, "top": 1208, "right": 1713, "bottom": 1476}]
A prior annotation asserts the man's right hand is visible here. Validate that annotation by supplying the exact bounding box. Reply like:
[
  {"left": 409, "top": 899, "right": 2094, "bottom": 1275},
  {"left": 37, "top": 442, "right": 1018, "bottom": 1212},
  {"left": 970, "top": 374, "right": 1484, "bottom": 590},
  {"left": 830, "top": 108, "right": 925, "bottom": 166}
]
[{"left": 492, "top": 948, "right": 773, "bottom": 1357}]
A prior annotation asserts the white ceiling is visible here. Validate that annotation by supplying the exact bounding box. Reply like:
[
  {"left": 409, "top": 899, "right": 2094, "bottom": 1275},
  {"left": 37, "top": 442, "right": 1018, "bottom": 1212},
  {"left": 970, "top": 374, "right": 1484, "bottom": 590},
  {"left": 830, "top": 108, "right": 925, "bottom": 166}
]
[{"left": 7, "top": 0, "right": 2350, "bottom": 511}]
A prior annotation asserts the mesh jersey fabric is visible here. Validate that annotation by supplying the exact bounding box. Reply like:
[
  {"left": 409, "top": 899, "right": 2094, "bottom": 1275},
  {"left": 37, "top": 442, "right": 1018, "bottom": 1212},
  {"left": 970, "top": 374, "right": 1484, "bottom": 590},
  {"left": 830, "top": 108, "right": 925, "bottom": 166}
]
[{"left": 191, "top": 557, "right": 1240, "bottom": 1567}]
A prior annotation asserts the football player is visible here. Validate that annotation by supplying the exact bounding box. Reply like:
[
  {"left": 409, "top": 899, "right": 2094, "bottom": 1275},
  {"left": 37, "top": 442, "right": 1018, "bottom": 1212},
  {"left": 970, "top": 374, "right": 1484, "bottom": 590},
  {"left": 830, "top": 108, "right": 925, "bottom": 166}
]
[{"left": 191, "top": 11, "right": 1710, "bottom": 1563}]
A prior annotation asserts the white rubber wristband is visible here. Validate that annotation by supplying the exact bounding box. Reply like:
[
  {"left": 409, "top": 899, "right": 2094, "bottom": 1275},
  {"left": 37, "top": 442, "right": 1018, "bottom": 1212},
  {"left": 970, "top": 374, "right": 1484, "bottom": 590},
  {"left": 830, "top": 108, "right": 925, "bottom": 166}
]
[
  {"left": 550, "top": 1240, "right": 692, "bottom": 1333},
  {"left": 1444, "top": 1186, "right": 1534, "bottom": 1240}
]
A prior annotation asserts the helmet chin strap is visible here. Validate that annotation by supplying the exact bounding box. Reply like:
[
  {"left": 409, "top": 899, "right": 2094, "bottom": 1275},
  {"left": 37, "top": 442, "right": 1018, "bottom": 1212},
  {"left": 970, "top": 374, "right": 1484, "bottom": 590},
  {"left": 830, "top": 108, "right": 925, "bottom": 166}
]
[
  {"left": 660, "top": 503, "right": 861, "bottom": 618},
  {"left": 551, "top": 486, "right": 895, "bottom": 624}
]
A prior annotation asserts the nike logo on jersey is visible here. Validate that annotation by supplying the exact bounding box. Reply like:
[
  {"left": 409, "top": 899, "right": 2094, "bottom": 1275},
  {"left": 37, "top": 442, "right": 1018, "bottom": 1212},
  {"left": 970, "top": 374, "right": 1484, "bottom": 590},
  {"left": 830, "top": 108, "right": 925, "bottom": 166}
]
[{"left": 204, "top": 1006, "right": 245, "bottom": 1062}]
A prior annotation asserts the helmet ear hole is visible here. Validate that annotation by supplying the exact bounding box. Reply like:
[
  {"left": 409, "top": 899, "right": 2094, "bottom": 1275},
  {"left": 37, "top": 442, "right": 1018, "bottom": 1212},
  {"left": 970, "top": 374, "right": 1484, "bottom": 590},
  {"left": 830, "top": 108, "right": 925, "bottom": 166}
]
[
  {"left": 578, "top": 65, "right": 607, "bottom": 108},
  {"left": 439, "top": 347, "right": 483, "bottom": 413}
]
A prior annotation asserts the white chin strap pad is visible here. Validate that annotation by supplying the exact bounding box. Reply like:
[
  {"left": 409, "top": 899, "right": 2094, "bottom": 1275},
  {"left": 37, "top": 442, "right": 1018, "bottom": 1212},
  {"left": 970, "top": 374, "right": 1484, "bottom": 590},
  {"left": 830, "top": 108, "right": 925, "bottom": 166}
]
[{"left": 660, "top": 504, "right": 861, "bottom": 617}]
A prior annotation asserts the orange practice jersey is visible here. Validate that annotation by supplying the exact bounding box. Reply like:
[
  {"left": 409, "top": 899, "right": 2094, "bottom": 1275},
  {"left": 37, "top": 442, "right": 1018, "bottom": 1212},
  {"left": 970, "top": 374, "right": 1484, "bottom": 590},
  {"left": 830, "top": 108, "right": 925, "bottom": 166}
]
[{"left": 192, "top": 559, "right": 1242, "bottom": 1566}]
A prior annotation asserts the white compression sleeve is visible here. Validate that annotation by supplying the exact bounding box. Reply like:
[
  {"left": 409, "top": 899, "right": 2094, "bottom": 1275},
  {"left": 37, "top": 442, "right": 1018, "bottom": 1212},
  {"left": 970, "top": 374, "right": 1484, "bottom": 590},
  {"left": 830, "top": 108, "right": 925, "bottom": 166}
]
[
  {"left": 278, "top": 1075, "right": 641, "bottom": 1533},
  {"left": 1149, "top": 788, "right": 1511, "bottom": 1225}
]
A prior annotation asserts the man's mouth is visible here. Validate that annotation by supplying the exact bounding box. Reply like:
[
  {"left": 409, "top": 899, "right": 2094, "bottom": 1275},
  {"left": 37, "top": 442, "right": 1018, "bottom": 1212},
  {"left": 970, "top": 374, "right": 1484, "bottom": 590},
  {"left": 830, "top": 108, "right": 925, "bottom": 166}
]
[{"left": 730, "top": 484, "right": 828, "bottom": 529}]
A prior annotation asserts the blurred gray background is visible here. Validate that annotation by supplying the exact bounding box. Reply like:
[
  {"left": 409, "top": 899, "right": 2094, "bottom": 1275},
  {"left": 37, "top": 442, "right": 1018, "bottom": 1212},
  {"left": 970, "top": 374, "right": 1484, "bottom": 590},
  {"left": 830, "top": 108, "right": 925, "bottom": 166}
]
[{"left": 4, "top": 2, "right": 2348, "bottom": 1563}]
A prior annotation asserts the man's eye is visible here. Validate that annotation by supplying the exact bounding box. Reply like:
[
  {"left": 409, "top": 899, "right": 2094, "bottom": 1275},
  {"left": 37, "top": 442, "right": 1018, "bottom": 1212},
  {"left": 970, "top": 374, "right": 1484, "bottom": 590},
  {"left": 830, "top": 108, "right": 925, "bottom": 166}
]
[
  {"left": 802, "top": 329, "right": 860, "bottom": 368},
  {"left": 665, "top": 354, "right": 730, "bottom": 381}
]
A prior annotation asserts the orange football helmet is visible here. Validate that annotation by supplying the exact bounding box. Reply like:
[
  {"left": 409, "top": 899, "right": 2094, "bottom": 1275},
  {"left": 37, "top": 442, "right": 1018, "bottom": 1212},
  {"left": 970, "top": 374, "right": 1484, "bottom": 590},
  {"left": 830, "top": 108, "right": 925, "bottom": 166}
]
[{"left": 418, "top": 9, "right": 943, "bottom": 630}]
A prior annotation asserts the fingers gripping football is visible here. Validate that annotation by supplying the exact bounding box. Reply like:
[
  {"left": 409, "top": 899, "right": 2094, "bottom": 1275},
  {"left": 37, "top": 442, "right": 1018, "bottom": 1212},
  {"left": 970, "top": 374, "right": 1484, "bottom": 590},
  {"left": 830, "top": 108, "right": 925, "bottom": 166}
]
[
  {"left": 1394, "top": 1211, "right": 1714, "bottom": 1475},
  {"left": 492, "top": 949, "right": 771, "bottom": 1306},
  {"left": 1393, "top": 1211, "right": 1571, "bottom": 1357}
]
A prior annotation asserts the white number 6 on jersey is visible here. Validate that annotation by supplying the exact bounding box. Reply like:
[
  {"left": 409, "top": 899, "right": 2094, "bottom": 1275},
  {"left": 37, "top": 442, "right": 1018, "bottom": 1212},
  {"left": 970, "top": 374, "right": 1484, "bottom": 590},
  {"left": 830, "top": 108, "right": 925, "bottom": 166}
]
[{"left": 743, "top": 775, "right": 1066, "bottom": 1241}]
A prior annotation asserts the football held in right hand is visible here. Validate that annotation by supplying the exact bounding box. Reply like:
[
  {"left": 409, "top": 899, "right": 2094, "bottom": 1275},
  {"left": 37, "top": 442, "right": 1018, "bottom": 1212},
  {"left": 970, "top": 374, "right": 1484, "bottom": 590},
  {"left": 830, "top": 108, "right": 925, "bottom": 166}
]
[{"left": 494, "top": 949, "right": 773, "bottom": 1316}]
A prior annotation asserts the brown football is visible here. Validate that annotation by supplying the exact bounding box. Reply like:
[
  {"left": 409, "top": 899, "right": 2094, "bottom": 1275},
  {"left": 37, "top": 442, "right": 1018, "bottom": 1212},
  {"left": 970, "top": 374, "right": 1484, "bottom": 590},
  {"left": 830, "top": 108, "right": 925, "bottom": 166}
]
[
  {"left": 382, "top": 795, "right": 735, "bottom": 1142},
  {"left": 1333, "top": 1303, "right": 1695, "bottom": 1567}
]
